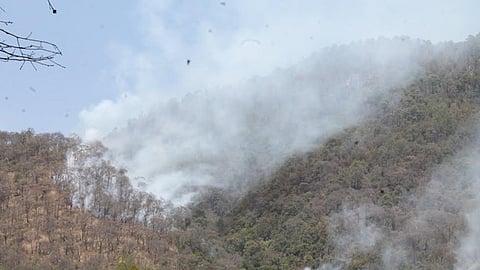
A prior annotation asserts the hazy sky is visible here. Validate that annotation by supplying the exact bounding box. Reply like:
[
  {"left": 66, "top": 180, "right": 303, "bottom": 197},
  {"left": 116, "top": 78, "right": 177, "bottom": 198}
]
[{"left": 0, "top": 0, "right": 479, "bottom": 134}]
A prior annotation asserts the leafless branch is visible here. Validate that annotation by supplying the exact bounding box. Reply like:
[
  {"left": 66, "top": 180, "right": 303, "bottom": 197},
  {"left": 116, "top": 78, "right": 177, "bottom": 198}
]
[
  {"left": 0, "top": 20, "right": 12, "bottom": 26},
  {"left": 0, "top": 1, "right": 63, "bottom": 69},
  {"left": 47, "top": 0, "right": 57, "bottom": 14},
  {"left": 0, "top": 28, "right": 64, "bottom": 69}
]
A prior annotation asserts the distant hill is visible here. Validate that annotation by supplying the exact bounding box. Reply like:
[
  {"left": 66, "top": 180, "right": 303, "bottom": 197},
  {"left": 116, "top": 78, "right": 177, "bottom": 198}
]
[{"left": 1, "top": 34, "right": 480, "bottom": 269}]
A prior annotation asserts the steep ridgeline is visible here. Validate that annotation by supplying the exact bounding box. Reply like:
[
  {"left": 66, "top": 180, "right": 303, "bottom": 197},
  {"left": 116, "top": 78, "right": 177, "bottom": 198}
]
[{"left": 219, "top": 34, "right": 480, "bottom": 269}]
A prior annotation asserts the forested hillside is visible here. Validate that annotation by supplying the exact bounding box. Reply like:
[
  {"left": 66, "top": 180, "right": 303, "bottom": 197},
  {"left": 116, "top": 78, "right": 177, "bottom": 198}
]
[
  {"left": 0, "top": 131, "right": 233, "bottom": 269},
  {"left": 221, "top": 34, "right": 480, "bottom": 269},
  {"left": 1, "top": 34, "right": 480, "bottom": 269}
]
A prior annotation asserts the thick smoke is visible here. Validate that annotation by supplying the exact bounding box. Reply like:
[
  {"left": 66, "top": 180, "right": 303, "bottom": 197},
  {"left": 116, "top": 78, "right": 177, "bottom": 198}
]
[
  {"left": 305, "top": 265, "right": 341, "bottom": 270},
  {"left": 309, "top": 130, "right": 480, "bottom": 269},
  {"left": 330, "top": 205, "right": 383, "bottom": 256},
  {"left": 381, "top": 139, "right": 480, "bottom": 269},
  {"left": 451, "top": 145, "right": 480, "bottom": 269},
  {"left": 77, "top": 1, "right": 479, "bottom": 204},
  {"left": 82, "top": 39, "right": 423, "bottom": 204},
  {"left": 456, "top": 207, "right": 480, "bottom": 270},
  {"left": 322, "top": 204, "right": 383, "bottom": 269}
]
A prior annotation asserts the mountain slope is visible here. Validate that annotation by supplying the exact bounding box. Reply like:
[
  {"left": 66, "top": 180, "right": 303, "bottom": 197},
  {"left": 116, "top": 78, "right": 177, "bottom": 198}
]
[
  {"left": 221, "top": 34, "right": 480, "bottom": 269},
  {"left": 1, "top": 34, "right": 480, "bottom": 270}
]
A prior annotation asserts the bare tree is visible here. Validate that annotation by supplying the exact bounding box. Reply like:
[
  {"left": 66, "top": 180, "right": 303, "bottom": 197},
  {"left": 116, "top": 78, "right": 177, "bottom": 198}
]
[{"left": 0, "top": 1, "right": 63, "bottom": 69}]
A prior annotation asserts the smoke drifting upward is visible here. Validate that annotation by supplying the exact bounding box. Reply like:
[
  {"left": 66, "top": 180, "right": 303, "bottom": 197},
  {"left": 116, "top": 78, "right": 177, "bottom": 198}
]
[
  {"left": 452, "top": 144, "right": 480, "bottom": 270},
  {"left": 380, "top": 137, "right": 480, "bottom": 270},
  {"left": 456, "top": 208, "right": 480, "bottom": 270},
  {"left": 76, "top": 0, "right": 480, "bottom": 204},
  {"left": 307, "top": 129, "right": 480, "bottom": 270},
  {"left": 79, "top": 39, "right": 425, "bottom": 204},
  {"left": 325, "top": 204, "right": 383, "bottom": 269}
]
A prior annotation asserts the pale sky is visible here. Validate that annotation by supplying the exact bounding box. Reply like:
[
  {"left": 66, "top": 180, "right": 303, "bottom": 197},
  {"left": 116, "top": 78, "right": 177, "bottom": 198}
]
[{"left": 0, "top": 0, "right": 479, "bottom": 135}]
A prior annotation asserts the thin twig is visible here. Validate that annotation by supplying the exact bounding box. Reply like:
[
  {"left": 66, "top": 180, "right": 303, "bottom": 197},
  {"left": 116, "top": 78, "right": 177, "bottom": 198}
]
[
  {"left": 0, "top": 20, "right": 12, "bottom": 26},
  {"left": 47, "top": 0, "right": 57, "bottom": 14},
  {"left": 0, "top": 28, "right": 63, "bottom": 69},
  {"left": 0, "top": 1, "right": 63, "bottom": 68}
]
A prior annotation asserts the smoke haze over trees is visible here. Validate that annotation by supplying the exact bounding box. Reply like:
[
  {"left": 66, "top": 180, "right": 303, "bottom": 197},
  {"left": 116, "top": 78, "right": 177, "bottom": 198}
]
[
  {"left": 90, "top": 37, "right": 425, "bottom": 204},
  {"left": 2, "top": 34, "right": 480, "bottom": 269}
]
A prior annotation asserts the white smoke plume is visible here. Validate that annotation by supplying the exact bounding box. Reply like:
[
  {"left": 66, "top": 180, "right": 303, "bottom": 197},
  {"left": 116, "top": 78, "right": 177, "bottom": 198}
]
[
  {"left": 305, "top": 265, "right": 341, "bottom": 270},
  {"left": 329, "top": 204, "right": 383, "bottom": 266},
  {"left": 379, "top": 139, "right": 480, "bottom": 270},
  {"left": 330, "top": 204, "right": 383, "bottom": 256},
  {"left": 453, "top": 145, "right": 480, "bottom": 270},
  {"left": 77, "top": 0, "right": 479, "bottom": 204},
  {"left": 314, "top": 133, "right": 480, "bottom": 270},
  {"left": 306, "top": 204, "right": 383, "bottom": 270},
  {"left": 81, "top": 39, "right": 424, "bottom": 204},
  {"left": 456, "top": 207, "right": 480, "bottom": 270}
]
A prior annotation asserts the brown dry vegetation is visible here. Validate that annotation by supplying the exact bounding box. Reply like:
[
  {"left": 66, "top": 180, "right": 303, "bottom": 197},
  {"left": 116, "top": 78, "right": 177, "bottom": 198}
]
[{"left": 0, "top": 131, "right": 231, "bottom": 269}]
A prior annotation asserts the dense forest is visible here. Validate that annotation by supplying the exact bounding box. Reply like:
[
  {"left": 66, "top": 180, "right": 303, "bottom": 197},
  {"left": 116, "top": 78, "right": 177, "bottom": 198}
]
[{"left": 1, "top": 33, "right": 480, "bottom": 269}]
